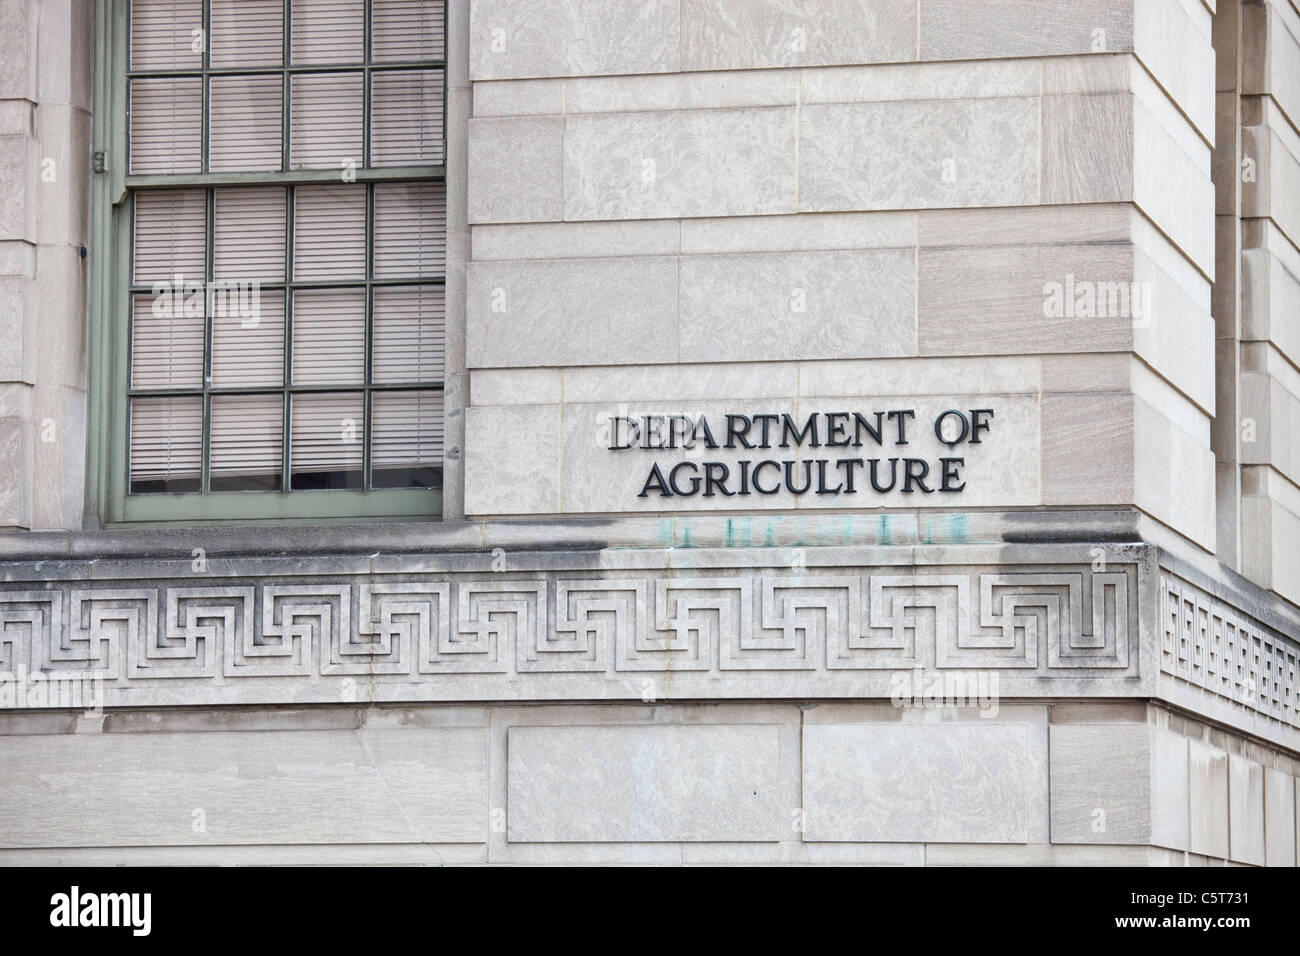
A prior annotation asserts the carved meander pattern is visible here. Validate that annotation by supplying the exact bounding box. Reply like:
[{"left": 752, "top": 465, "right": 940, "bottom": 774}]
[{"left": 0, "top": 568, "right": 1135, "bottom": 689}]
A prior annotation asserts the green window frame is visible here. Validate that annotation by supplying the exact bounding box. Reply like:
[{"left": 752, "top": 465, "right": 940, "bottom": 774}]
[{"left": 88, "top": 0, "right": 447, "bottom": 526}]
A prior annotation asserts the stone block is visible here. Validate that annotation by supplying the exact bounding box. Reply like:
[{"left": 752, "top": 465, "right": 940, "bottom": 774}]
[
  {"left": 0, "top": 727, "right": 488, "bottom": 846},
  {"left": 680, "top": 0, "right": 915, "bottom": 71},
  {"left": 469, "top": 0, "right": 679, "bottom": 80},
  {"left": 465, "top": 256, "right": 678, "bottom": 367},
  {"left": 563, "top": 107, "right": 797, "bottom": 220},
  {"left": 1228, "top": 754, "right": 1266, "bottom": 865},
  {"left": 463, "top": 404, "right": 562, "bottom": 516},
  {"left": 506, "top": 724, "right": 782, "bottom": 842},
  {"left": 467, "top": 116, "right": 562, "bottom": 223},
  {"left": 920, "top": 0, "right": 1134, "bottom": 60},
  {"left": 802, "top": 722, "right": 1032, "bottom": 843},
  {"left": 678, "top": 249, "right": 914, "bottom": 363},
  {"left": 800, "top": 97, "right": 1038, "bottom": 212},
  {"left": 1264, "top": 767, "right": 1297, "bottom": 867},
  {"left": 1189, "top": 739, "right": 1230, "bottom": 859}
]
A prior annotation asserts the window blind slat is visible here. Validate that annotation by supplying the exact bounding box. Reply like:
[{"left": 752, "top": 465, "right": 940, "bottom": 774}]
[
  {"left": 213, "top": 187, "right": 287, "bottom": 281},
  {"left": 291, "top": 393, "right": 364, "bottom": 485},
  {"left": 131, "top": 292, "right": 205, "bottom": 389},
  {"left": 130, "top": 0, "right": 203, "bottom": 70},
  {"left": 133, "top": 190, "right": 206, "bottom": 282},
  {"left": 130, "top": 396, "right": 203, "bottom": 485},
  {"left": 371, "top": 390, "right": 444, "bottom": 467},
  {"left": 293, "top": 185, "right": 366, "bottom": 279},
  {"left": 291, "top": 288, "right": 366, "bottom": 385},
  {"left": 210, "top": 75, "right": 284, "bottom": 172},
  {"left": 211, "top": 289, "right": 285, "bottom": 388},
  {"left": 210, "top": 0, "right": 284, "bottom": 68},
  {"left": 372, "top": 286, "right": 444, "bottom": 384},
  {"left": 371, "top": 0, "right": 445, "bottom": 62},
  {"left": 373, "top": 182, "right": 446, "bottom": 278},
  {"left": 370, "top": 69, "right": 444, "bottom": 167},
  {"left": 291, "top": 0, "right": 364, "bottom": 64},
  {"left": 130, "top": 77, "right": 202, "bottom": 174},
  {"left": 210, "top": 394, "right": 283, "bottom": 489},
  {"left": 289, "top": 72, "right": 363, "bottom": 169}
]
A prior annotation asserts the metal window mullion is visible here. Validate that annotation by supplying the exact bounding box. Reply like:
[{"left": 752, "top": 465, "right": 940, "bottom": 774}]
[
  {"left": 281, "top": 0, "right": 291, "bottom": 171},
  {"left": 363, "top": 181, "right": 376, "bottom": 490},
  {"left": 363, "top": 0, "right": 373, "bottom": 169},
  {"left": 282, "top": 179, "right": 295, "bottom": 494},
  {"left": 200, "top": 0, "right": 210, "bottom": 173},
  {"left": 200, "top": 187, "right": 215, "bottom": 493}
]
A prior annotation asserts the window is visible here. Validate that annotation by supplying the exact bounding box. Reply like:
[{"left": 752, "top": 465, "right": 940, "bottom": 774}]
[{"left": 90, "top": 0, "right": 447, "bottom": 524}]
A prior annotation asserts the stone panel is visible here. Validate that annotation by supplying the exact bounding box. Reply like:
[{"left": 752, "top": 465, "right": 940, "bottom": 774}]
[
  {"left": 800, "top": 97, "right": 1039, "bottom": 212},
  {"left": 563, "top": 107, "right": 797, "bottom": 221},
  {"left": 803, "top": 722, "right": 1032, "bottom": 843},
  {"left": 469, "top": 0, "right": 680, "bottom": 80},
  {"left": 0, "top": 727, "right": 487, "bottom": 847},
  {"left": 919, "top": 0, "right": 1134, "bottom": 60},
  {"left": 465, "top": 256, "right": 678, "bottom": 367},
  {"left": 1264, "top": 766, "right": 1297, "bottom": 867},
  {"left": 466, "top": 116, "right": 562, "bottom": 223},
  {"left": 1228, "top": 754, "right": 1266, "bottom": 865},
  {"left": 680, "top": 0, "right": 916, "bottom": 71},
  {"left": 1188, "top": 739, "right": 1229, "bottom": 859},
  {"left": 1050, "top": 723, "right": 1153, "bottom": 844},
  {"left": 506, "top": 724, "right": 781, "bottom": 842},
  {"left": 678, "top": 249, "right": 914, "bottom": 363}
]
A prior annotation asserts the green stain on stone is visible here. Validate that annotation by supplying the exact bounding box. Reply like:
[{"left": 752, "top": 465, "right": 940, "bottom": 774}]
[{"left": 877, "top": 514, "right": 892, "bottom": 547}]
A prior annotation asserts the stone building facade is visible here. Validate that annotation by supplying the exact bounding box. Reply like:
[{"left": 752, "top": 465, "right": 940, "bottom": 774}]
[{"left": 0, "top": 0, "right": 1298, "bottom": 865}]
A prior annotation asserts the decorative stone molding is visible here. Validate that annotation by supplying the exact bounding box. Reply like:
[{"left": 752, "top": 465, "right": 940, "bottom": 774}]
[
  {"left": 1160, "top": 570, "right": 1300, "bottom": 737},
  {"left": 0, "top": 544, "right": 1151, "bottom": 709},
  {"left": 2, "top": 541, "right": 1298, "bottom": 752}
]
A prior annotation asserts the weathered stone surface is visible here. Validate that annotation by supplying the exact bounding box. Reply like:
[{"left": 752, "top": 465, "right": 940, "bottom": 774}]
[
  {"left": 563, "top": 107, "right": 797, "bottom": 221},
  {"left": 678, "top": 249, "right": 914, "bottom": 362},
  {"left": 800, "top": 97, "right": 1038, "bottom": 212},
  {"left": 467, "top": 116, "right": 562, "bottom": 223},
  {"left": 680, "top": 0, "right": 916, "bottom": 71},
  {"left": 803, "top": 722, "right": 1032, "bottom": 843},
  {"left": 469, "top": 0, "right": 679, "bottom": 79},
  {"left": 0, "top": 727, "right": 488, "bottom": 847},
  {"left": 506, "top": 724, "right": 781, "bottom": 842},
  {"left": 466, "top": 256, "right": 678, "bottom": 367}
]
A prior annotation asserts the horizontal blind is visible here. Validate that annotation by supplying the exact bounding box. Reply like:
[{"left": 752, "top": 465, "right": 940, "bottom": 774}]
[
  {"left": 372, "top": 0, "right": 445, "bottom": 62},
  {"left": 210, "top": 0, "right": 283, "bottom": 68},
  {"left": 130, "top": 77, "right": 202, "bottom": 174},
  {"left": 290, "top": 392, "right": 363, "bottom": 479},
  {"left": 210, "top": 394, "right": 283, "bottom": 486},
  {"left": 374, "top": 182, "right": 445, "bottom": 277},
  {"left": 289, "top": 72, "right": 363, "bottom": 169},
  {"left": 291, "top": 288, "right": 365, "bottom": 384},
  {"left": 211, "top": 289, "right": 285, "bottom": 387},
  {"left": 209, "top": 74, "right": 284, "bottom": 172},
  {"left": 131, "top": 292, "right": 205, "bottom": 389},
  {"left": 129, "top": 396, "right": 202, "bottom": 484},
  {"left": 370, "top": 69, "right": 444, "bottom": 166},
  {"left": 291, "top": 0, "right": 363, "bottom": 64},
  {"left": 133, "top": 190, "right": 206, "bottom": 282},
  {"left": 213, "top": 187, "right": 286, "bottom": 281},
  {"left": 130, "top": 0, "right": 203, "bottom": 70},
  {"left": 372, "top": 286, "right": 444, "bottom": 383},
  {"left": 293, "top": 185, "right": 365, "bottom": 279},
  {"left": 371, "top": 390, "right": 444, "bottom": 469}
]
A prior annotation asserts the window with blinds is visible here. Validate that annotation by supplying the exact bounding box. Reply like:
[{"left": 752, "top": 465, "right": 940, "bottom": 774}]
[{"left": 123, "top": 0, "right": 446, "bottom": 504}]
